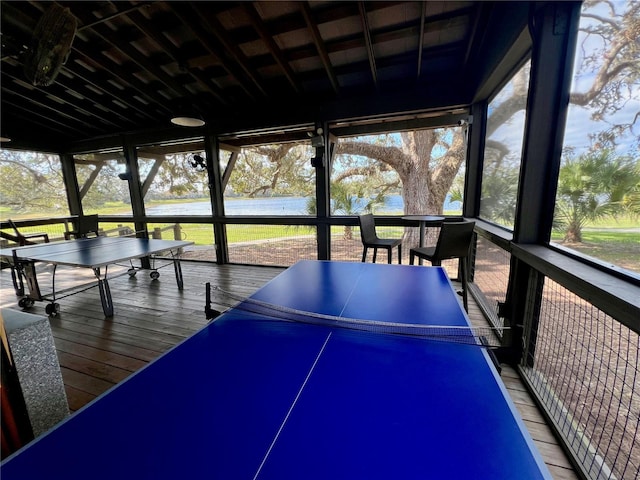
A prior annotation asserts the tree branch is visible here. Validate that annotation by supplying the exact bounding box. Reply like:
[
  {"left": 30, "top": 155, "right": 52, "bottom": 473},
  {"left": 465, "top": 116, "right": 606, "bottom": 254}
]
[
  {"left": 432, "top": 131, "right": 466, "bottom": 189},
  {"left": 581, "top": 12, "right": 619, "bottom": 30},
  {"left": 0, "top": 159, "right": 47, "bottom": 182},
  {"left": 336, "top": 141, "right": 407, "bottom": 171},
  {"left": 333, "top": 166, "right": 382, "bottom": 183}
]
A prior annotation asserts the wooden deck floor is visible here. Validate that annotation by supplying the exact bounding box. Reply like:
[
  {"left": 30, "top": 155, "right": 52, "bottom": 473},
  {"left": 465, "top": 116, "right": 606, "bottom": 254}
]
[{"left": 0, "top": 260, "right": 577, "bottom": 479}]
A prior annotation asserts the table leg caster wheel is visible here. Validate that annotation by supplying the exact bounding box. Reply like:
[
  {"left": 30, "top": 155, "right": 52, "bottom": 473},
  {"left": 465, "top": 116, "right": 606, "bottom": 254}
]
[
  {"left": 18, "top": 297, "right": 34, "bottom": 309},
  {"left": 150, "top": 271, "right": 160, "bottom": 280},
  {"left": 128, "top": 268, "right": 137, "bottom": 277},
  {"left": 45, "top": 303, "right": 60, "bottom": 316}
]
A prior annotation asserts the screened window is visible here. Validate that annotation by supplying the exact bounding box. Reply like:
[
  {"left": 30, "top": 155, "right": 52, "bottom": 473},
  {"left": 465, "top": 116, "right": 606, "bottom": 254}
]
[
  {"left": 333, "top": 130, "right": 464, "bottom": 218},
  {"left": 552, "top": 1, "right": 639, "bottom": 276},
  {"left": 332, "top": 134, "right": 402, "bottom": 217},
  {"left": 74, "top": 152, "right": 132, "bottom": 216},
  {"left": 480, "top": 61, "right": 531, "bottom": 229},
  {"left": 223, "top": 143, "right": 315, "bottom": 215},
  {"left": 0, "top": 149, "right": 68, "bottom": 220},
  {"left": 138, "top": 139, "right": 211, "bottom": 217}
]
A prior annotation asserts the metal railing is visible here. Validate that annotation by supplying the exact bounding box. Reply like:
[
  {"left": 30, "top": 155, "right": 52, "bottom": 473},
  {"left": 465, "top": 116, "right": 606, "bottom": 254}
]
[
  {"left": 521, "top": 276, "right": 639, "bottom": 480},
  {"left": 470, "top": 234, "right": 512, "bottom": 331},
  {"left": 511, "top": 243, "right": 640, "bottom": 480}
]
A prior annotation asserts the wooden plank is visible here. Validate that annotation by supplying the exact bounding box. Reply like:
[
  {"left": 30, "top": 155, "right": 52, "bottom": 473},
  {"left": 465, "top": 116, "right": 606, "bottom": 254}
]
[
  {"left": 507, "top": 386, "right": 540, "bottom": 407},
  {"left": 64, "top": 385, "right": 96, "bottom": 412},
  {"left": 51, "top": 305, "right": 195, "bottom": 340},
  {"left": 536, "top": 441, "right": 575, "bottom": 469},
  {"left": 500, "top": 356, "right": 579, "bottom": 476},
  {"left": 49, "top": 317, "right": 179, "bottom": 353},
  {"left": 548, "top": 464, "right": 581, "bottom": 480},
  {"left": 50, "top": 327, "right": 162, "bottom": 362},
  {"left": 56, "top": 302, "right": 201, "bottom": 338},
  {"left": 57, "top": 351, "right": 133, "bottom": 384},
  {"left": 59, "top": 367, "right": 115, "bottom": 396},
  {"left": 53, "top": 337, "right": 147, "bottom": 372},
  {"left": 523, "top": 419, "right": 563, "bottom": 444},
  {"left": 502, "top": 374, "right": 531, "bottom": 393},
  {"left": 513, "top": 402, "right": 549, "bottom": 424}
]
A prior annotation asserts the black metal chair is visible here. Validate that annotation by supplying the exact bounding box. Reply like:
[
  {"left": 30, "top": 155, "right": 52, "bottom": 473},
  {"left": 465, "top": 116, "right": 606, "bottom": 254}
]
[
  {"left": 64, "top": 215, "right": 101, "bottom": 240},
  {"left": 7, "top": 219, "right": 49, "bottom": 245},
  {"left": 3, "top": 220, "right": 50, "bottom": 296},
  {"left": 409, "top": 221, "right": 476, "bottom": 311},
  {"left": 358, "top": 214, "right": 402, "bottom": 264}
]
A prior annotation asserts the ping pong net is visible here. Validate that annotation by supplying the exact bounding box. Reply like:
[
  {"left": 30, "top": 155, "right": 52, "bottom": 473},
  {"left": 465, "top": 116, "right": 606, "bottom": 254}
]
[{"left": 205, "top": 284, "right": 505, "bottom": 348}]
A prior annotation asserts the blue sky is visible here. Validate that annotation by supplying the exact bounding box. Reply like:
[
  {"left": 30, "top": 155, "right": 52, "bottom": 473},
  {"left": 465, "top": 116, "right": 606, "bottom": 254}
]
[
  {"left": 488, "top": 1, "right": 638, "bottom": 162},
  {"left": 563, "top": 0, "right": 639, "bottom": 157}
]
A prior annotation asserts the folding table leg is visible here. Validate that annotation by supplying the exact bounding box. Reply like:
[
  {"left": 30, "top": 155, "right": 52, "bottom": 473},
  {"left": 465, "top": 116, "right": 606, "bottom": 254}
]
[
  {"left": 173, "top": 256, "right": 184, "bottom": 290},
  {"left": 93, "top": 267, "right": 114, "bottom": 317},
  {"left": 21, "top": 261, "right": 43, "bottom": 301},
  {"left": 9, "top": 262, "right": 25, "bottom": 296}
]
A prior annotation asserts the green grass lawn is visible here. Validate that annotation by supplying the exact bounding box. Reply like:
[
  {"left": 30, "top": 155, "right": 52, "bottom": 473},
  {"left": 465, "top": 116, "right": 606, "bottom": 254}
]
[
  {"left": 150, "top": 223, "right": 315, "bottom": 244},
  {"left": 4, "top": 202, "right": 637, "bottom": 273},
  {"left": 551, "top": 230, "right": 639, "bottom": 272}
]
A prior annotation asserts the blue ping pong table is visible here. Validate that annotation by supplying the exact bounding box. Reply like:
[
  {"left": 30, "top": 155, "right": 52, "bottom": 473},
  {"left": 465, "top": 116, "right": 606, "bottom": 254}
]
[
  {"left": 1, "top": 260, "right": 551, "bottom": 479},
  {"left": 1, "top": 236, "right": 193, "bottom": 317}
]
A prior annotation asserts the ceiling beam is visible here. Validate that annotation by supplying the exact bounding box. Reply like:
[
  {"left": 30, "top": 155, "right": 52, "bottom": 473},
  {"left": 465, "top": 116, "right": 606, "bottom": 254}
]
[
  {"left": 358, "top": 2, "right": 378, "bottom": 89},
  {"left": 1, "top": 97, "right": 82, "bottom": 137},
  {"left": 1, "top": 62, "right": 132, "bottom": 129},
  {"left": 75, "top": 2, "right": 154, "bottom": 32},
  {"left": 299, "top": 2, "right": 339, "bottom": 94},
  {"left": 243, "top": 3, "right": 302, "bottom": 94},
  {"left": 69, "top": 39, "right": 173, "bottom": 116},
  {"left": 330, "top": 112, "right": 466, "bottom": 137},
  {"left": 190, "top": 2, "right": 267, "bottom": 98},
  {"left": 463, "top": 3, "right": 491, "bottom": 72},
  {"left": 417, "top": 1, "right": 426, "bottom": 79},
  {"left": 167, "top": 2, "right": 258, "bottom": 101},
  {"left": 61, "top": 59, "right": 164, "bottom": 122},
  {"left": 86, "top": 22, "right": 190, "bottom": 99},
  {"left": 1, "top": 85, "right": 98, "bottom": 135},
  {"left": 64, "top": 6, "right": 177, "bottom": 114},
  {"left": 126, "top": 9, "right": 227, "bottom": 106}
]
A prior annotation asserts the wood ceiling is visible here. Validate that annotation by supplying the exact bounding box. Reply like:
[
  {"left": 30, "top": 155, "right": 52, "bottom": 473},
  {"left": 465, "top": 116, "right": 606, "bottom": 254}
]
[{"left": 0, "top": 1, "right": 533, "bottom": 151}]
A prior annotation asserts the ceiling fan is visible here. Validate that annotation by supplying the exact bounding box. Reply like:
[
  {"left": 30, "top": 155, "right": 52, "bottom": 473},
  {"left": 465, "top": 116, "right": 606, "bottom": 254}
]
[
  {"left": 23, "top": 4, "right": 77, "bottom": 87},
  {"left": 189, "top": 154, "right": 207, "bottom": 172}
]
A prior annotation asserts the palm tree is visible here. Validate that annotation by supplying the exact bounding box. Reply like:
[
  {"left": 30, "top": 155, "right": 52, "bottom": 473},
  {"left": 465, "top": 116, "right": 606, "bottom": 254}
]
[
  {"left": 554, "top": 150, "right": 640, "bottom": 242},
  {"left": 305, "top": 182, "right": 385, "bottom": 240}
]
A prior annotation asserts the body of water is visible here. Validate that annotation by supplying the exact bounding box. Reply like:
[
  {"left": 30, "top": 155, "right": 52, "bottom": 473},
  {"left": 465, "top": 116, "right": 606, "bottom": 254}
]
[{"left": 145, "top": 195, "right": 461, "bottom": 216}]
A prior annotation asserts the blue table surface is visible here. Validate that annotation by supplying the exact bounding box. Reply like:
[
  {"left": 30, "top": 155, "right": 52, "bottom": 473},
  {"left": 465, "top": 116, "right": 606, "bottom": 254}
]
[{"left": 1, "top": 260, "right": 551, "bottom": 479}]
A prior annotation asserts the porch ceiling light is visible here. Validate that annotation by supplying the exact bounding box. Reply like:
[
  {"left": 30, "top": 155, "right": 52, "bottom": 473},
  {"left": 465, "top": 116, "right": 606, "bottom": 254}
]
[{"left": 170, "top": 115, "right": 205, "bottom": 127}]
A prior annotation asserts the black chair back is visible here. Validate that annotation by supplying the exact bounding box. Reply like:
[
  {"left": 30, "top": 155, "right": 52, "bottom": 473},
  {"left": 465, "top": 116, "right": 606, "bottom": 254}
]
[
  {"left": 65, "top": 215, "right": 100, "bottom": 240},
  {"left": 76, "top": 215, "right": 99, "bottom": 237},
  {"left": 433, "top": 221, "right": 476, "bottom": 260},
  {"left": 359, "top": 214, "right": 379, "bottom": 244}
]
